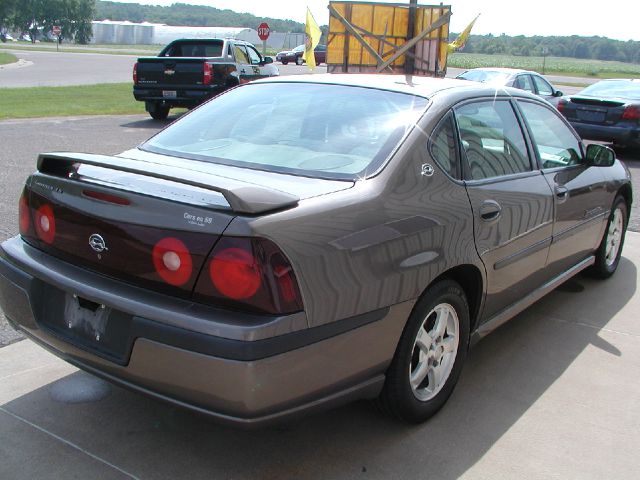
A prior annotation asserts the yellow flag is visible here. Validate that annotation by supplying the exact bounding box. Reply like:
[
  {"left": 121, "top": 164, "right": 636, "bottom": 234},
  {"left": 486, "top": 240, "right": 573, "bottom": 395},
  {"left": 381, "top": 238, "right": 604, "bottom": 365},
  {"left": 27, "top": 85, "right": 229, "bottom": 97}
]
[
  {"left": 304, "top": 7, "right": 322, "bottom": 70},
  {"left": 448, "top": 14, "right": 480, "bottom": 54}
]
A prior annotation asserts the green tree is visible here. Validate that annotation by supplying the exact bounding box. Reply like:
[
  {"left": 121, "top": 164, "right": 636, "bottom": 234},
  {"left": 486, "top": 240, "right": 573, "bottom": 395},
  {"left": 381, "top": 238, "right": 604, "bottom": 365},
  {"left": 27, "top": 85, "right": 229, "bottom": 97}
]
[{"left": 11, "top": 0, "right": 94, "bottom": 44}]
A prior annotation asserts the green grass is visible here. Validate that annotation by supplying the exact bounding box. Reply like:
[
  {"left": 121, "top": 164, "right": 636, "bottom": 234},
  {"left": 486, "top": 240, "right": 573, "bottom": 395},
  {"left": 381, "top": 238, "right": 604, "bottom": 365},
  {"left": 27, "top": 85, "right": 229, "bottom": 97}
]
[
  {"left": 0, "top": 83, "right": 145, "bottom": 120},
  {"left": 0, "top": 41, "right": 161, "bottom": 56},
  {"left": 0, "top": 52, "right": 17, "bottom": 65},
  {"left": 449, "top": 53, "right": 640, "bottom": 78}
]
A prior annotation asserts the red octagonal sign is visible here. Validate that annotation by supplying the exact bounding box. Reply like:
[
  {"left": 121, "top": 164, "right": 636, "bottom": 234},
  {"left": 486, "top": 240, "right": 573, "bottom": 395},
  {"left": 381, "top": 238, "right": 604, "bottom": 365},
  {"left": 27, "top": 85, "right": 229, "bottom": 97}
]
[{"left": 257, "top": 22, "right": 270, "bottom": 41}]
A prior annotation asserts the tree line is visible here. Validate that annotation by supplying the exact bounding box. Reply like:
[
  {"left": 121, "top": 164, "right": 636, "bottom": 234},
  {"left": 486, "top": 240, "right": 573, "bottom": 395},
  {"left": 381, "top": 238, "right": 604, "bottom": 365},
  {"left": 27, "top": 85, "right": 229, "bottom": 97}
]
[
  {"left": 95, "top": 1, "right": 306, "bottom": 34},
  {"left": 457, "top": 33, "right": 640, "bottom": 64},
  {"left": 0, "top": 0, "right": 94, "bottom": 44}
]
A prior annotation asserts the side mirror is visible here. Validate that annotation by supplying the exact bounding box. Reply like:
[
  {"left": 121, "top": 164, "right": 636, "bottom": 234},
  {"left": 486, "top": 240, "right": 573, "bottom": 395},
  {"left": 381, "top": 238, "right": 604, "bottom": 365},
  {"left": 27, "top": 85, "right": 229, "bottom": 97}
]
[
  {"left": 554, "top": 90, "right": 564, "bottom": 97},
  {"left": 585, "top": 143, "right": 615, "bottom": 167},
  {"left": 261, "top": 56, "right": 273, "bottom": 65}
]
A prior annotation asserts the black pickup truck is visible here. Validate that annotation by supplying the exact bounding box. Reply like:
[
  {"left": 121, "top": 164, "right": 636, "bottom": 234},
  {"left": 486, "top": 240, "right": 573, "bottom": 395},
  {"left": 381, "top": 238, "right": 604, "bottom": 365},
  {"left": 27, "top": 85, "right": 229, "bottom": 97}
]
[{"left": 133, "top": 38, "right": 279, "bottom": 119}]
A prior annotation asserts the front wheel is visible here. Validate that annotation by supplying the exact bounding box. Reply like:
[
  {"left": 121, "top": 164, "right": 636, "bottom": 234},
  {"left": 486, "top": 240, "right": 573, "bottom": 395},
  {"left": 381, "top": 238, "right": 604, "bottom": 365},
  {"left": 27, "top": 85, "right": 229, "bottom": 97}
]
[
  {"left": 377, "top": 279, "right": 470, "bottom": 423},
  {"left": 295, "top": 56, "right": 303, "bottom": 66},
  {"left": 590, "top": 195, "right": 628, "bottom": 278}
]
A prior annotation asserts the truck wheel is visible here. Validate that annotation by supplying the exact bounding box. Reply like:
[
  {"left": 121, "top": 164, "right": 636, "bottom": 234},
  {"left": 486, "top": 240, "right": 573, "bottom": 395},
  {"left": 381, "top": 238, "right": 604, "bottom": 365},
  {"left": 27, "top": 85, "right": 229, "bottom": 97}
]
[
  {"left": 148, "top": 102, "right": 170, "bottom": 120},
  {"left": 376, "top": 279, "right": 470, "bottom": 423},
  {"left": 295, "top": 56, "right": 303, "bottom": 66}
]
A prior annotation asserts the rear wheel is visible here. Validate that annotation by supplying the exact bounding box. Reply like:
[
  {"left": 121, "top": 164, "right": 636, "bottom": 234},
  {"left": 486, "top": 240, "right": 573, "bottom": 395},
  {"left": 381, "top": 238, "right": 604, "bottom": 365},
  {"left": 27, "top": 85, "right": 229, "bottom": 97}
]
[
  {"left": 295, "top": 56, "right": 303, "bottom": 66},
  {"left": 590, "top": 195, "right": 628, "bottom": 278},
  {"left": 281, "top": 60, "right": 288, "bottom": 65},
  {"left": 377, "top": 279, "right": 470, "bottom": 423},
  {"left": 147, "top": 102, "right": 170, "bottom": 120}
]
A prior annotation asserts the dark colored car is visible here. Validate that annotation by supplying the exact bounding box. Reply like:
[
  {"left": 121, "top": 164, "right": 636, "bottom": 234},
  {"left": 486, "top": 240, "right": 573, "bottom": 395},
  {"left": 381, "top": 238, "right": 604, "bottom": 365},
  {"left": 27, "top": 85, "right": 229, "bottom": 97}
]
[
  {"left": 0, "top": 76, "right": 631, "bottom": 428},
  {"left": 456, "top": 67, "right": 564, "bottom": 105},
  {"left": 557, "top": 79, "right": 640, "bottom": 149},
  {"left": 275, "top": 44, "right": 326, "bottom": 65},
  {"left": 133, "top": 38, "right": 278, "bottom": 120}
]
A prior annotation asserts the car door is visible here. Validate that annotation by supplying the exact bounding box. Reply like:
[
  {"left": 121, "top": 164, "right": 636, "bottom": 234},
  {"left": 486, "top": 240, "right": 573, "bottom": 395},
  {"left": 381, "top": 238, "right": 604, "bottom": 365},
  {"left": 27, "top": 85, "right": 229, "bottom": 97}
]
[
  {"left": 232, "top": 44, "right": 256, "bottom": 84},
  {"left": 455, "top": 99, "right": 555, "bottom": 320},
  {"left": 516, "top": 100, "right": 610, "bottom": 277}
]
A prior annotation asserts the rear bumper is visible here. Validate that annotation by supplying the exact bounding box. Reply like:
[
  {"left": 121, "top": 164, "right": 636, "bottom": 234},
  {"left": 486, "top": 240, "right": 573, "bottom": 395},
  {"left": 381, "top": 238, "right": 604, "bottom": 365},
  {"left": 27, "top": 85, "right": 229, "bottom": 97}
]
[
  {"left": 0, "top": 236, "right": 409, "bottom": 427},
  {"left": 570, "top": 121, "right": 640, "bottom": 147},
  {"left": 133, "top": 85, "right": 226, "bottom": 108}
]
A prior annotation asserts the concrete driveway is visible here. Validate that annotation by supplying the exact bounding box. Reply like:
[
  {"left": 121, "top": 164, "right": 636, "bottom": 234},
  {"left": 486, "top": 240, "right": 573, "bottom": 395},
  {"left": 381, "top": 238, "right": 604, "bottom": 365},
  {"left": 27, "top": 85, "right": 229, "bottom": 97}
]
[{"left": 1, "top": 234, "right": 639, "bottom": 479}]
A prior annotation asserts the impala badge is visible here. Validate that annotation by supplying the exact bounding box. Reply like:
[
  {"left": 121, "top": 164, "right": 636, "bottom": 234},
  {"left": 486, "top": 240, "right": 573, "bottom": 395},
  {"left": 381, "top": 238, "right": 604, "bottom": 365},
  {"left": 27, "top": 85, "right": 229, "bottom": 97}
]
[{"left": 89, "top": 234, "right": 108, "bottom": 253}]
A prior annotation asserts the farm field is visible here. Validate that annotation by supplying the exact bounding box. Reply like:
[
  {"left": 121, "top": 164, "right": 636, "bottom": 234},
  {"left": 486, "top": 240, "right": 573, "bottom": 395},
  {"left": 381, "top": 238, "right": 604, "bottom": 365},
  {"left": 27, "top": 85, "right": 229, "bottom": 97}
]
[{"left": 449, "top": 52, "right": 640, "bottom": 78}]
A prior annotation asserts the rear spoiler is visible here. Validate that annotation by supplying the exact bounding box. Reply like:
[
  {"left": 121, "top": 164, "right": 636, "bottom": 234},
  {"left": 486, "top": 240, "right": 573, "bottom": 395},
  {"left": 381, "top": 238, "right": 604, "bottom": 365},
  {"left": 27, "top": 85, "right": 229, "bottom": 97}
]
[{"left": 37, "top": 152, "right": 299, "bottom": 215}]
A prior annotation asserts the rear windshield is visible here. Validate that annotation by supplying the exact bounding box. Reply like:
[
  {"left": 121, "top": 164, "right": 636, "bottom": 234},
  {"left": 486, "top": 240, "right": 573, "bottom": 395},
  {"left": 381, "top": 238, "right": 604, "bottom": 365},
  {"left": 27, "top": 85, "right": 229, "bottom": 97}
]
[
  {"left": 458, "top": 70, "right": 512, "bottom": 84},
  {"left": 160, "top": 40, "right": 223, "bottom": 58},
  {"left": 579, "top": 80, "right": 640, "bottom": 100},
  {"left": 142, "top": 83, "right": 429, "bottom": 180}
]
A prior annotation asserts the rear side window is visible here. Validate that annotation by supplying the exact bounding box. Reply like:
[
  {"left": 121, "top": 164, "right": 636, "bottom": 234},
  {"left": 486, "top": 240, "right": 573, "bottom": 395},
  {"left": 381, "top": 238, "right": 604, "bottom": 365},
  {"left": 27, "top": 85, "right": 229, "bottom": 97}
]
[
  {"left": 429, "top": 112, "right": 458, "bottom": 178},
  {"left": 234, "top": 45, "right": 249, "bottom": 64},
  {"left": 514, "top": 75, "right": 534, "bottom": 93},
  {"left": 455, "top": 100, "right": 531, "bottom": 180},
  {"left": 517, "top": 101, "right": 583, "bottom": 168},
  {"left": 143, "top": 83, "right": 428, "bottom": 180}
]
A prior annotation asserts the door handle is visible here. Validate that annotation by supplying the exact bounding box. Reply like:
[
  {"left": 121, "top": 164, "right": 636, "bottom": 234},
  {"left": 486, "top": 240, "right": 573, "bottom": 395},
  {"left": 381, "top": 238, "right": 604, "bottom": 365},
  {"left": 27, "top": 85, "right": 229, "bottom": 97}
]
[
  {"left": 479, "top": 200, "right": 502, "bottom": 222},
  {"left": 555, "top": 185, "right": 569, "bottom": 203}
]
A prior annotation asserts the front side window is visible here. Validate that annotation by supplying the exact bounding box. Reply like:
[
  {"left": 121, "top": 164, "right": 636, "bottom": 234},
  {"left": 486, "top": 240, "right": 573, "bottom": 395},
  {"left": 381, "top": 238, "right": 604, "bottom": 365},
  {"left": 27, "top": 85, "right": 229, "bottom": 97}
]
[
  {"left": 246, "top": 46, "right": 262, "bottom": 65},
  {"left": 455, "top": 100, "right": 531, "bottom": 180},
  {"left": 532, "top": 75, "right": 553, "bottom": 96},
  {"left": 517, "top": 101, "right": 583, "bottom": 168},
  {"left": 143, "top": 83, "right": 428, "bottom": 180}
]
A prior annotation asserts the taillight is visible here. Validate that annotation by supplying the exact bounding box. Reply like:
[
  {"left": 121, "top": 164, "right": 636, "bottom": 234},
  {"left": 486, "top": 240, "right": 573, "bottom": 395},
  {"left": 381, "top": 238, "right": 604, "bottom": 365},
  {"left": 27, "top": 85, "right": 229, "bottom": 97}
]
[
  {"left": 19, "top": 192, "right": 31, "bottom": 235},
  {"left": 34, "top": 204, "right": 56, "bottom": 244},
  {"left": 152, "top": 237, "right": 193, "bottom": 287},
  {"left": 203, "top": 62, "right": 212, "bottom": 85},
  {"left": 194, "top": 237, "right": 304, "bottom": 315},
  {"left": 557, "top": 99, "right": 567, "bottom": 114},
  {"left": 133, "top": 62, "right": 138, "bottom": 84},
  {"left": 82, "top": 189, "right": 131, "bottom": 206},
  {"left": 622, "top": 105, "right": 640, "bottom": 121}
]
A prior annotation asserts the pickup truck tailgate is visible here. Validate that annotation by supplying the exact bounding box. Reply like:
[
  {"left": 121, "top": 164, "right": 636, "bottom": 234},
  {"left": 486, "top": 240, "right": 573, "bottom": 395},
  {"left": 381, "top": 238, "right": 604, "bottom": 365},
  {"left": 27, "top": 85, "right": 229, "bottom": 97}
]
[{"left": 136, "top": 57, "right": 208, "bottom": 87}]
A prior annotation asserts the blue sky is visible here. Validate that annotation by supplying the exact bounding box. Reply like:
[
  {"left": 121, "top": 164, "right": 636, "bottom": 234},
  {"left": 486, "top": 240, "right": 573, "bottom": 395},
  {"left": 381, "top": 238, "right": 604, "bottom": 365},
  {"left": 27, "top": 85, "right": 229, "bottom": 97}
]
[{"left": 111, "top": 1, "right": 640, "bottom": 41}]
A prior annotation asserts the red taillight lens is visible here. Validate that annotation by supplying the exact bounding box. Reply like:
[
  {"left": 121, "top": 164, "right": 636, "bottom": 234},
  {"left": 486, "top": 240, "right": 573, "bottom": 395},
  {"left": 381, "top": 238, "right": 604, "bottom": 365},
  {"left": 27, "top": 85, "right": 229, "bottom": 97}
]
[
  {"left": 152, "top": 237, "right": 193, "bottom": 287},
  {"left": 210, "top": 247, "right": 261, "bottom": 300},
  {"left": 195, "top": 237, "right": 303, "bottom": 315},
  {"left": 622, "top": 105, "right": 640, "bottom": 121},
  {"left": 133, "top": 62, "right": 138, "bottom": 84},
  {"left": 203, "top": 62, "right": 212, "bottom": 85},
  {"left": 19, "top": 192, "right": 31, "bottom": 235},
  {"left": 34, "top": 204, "right": 56, "bottom": 244},
  {"left": 557, "top": 99, "right": 567, "bottom": 114},
  {"left": 82, "top": 189, "right": 131, "bottom": 205}
]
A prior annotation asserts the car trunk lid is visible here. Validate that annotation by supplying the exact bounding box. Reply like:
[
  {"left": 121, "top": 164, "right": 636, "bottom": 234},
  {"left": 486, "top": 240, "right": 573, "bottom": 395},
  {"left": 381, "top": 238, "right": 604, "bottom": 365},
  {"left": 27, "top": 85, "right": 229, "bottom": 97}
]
[{"left": 564, "top": 95, "right": 627, "bottom": 124}]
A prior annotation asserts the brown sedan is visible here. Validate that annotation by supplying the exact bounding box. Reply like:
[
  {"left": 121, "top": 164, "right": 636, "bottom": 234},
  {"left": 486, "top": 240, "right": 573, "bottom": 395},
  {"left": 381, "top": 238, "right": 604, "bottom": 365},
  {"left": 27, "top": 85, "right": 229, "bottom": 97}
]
[{"left": 0, "top": 75, "right": 632, "bottom": 427}]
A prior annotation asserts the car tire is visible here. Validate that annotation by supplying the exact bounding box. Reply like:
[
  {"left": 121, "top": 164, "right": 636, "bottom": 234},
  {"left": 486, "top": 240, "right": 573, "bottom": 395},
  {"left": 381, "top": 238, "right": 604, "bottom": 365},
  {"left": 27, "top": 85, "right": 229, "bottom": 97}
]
[
  {"left": 295, "top": 56, "right": 303, "bottom": 66},
  {"left": 149, "top": 103, "right": 170, "bottom": 121},
  {"left": 589, "top": 195, "right": 628, "bottom": 279},
  {"left": 281, "top": 60, "right": 288, "bottom": 65},
  {"left": 377, "top": 279, "right": 470, "bottom": 423}
]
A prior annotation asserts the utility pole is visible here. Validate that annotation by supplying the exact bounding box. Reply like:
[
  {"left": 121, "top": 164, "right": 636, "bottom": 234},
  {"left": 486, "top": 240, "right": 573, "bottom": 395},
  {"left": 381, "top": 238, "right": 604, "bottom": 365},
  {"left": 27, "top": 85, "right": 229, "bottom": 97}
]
[{"left": 404, "top": 0, "right": 418, "bottom": 74}]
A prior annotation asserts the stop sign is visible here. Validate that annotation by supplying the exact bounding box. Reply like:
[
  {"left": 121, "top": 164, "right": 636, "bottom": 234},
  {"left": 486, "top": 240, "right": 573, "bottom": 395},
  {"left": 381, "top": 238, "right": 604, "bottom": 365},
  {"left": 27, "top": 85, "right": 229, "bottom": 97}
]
[
  {"left": 257, "top": 22, "right": 270, "bottom": 41},
  {"left": 52, "top": 25, "right": 61, "bottom": 36}
]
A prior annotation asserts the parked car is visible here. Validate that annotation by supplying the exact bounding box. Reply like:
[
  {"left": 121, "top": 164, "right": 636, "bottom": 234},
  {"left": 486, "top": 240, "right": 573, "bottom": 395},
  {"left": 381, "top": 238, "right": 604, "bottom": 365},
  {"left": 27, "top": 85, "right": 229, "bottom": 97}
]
[
  {"left": 133, "top": 38, "right": 278, "bottom": 120},
  {"left": 275, "top": 44, "right": 326, "bottom": 65},
  {"left": 0, "top": 76, "right": 631, "bottom": 427},
  {"left": 456, "top": 67, "right": 564, "bottom": 105},
  {"left": 557, "top": 79, "right": 640, "bottom": 149}
]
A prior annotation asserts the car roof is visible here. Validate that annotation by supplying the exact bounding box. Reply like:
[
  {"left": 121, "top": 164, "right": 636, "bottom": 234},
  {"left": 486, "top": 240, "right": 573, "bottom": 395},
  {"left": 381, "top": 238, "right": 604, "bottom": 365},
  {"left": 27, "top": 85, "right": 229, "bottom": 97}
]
[
  {"left": 464, "top": 67, "right": 535, "bottom": 75},
  {"left": 252, "top": 73, "right": 538, "bottom": 99}
]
